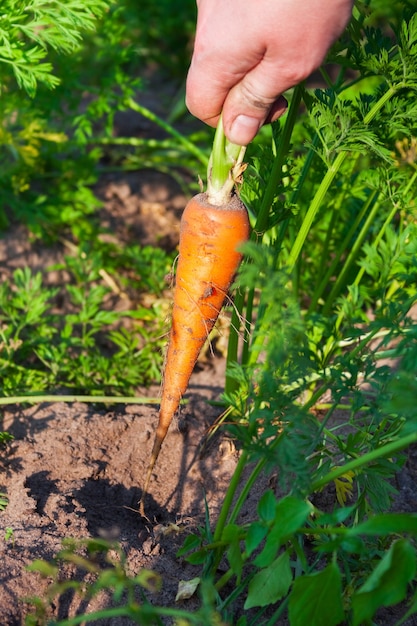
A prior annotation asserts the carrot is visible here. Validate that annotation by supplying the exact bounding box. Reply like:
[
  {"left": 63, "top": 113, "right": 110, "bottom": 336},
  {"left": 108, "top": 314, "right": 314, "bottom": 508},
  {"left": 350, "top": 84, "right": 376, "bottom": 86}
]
[{"left": 139, "top": 190, "right": 250, "bottom": 516}]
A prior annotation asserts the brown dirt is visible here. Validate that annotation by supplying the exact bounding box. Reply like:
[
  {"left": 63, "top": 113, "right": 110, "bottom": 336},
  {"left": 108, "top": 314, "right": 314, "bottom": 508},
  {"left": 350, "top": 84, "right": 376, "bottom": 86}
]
[
  {"left": 1, "top": 126, "right": 416, "bottom": 626},
  {"left": 0, "top": 359, "right": 243, "bottom": 625}
]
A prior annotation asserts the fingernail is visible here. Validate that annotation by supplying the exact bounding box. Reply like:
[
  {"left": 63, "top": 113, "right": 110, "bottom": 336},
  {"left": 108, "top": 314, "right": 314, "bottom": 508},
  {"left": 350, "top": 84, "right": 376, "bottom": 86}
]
[{"left": 229, "top": 115, "right": 262, "bottom": 145}]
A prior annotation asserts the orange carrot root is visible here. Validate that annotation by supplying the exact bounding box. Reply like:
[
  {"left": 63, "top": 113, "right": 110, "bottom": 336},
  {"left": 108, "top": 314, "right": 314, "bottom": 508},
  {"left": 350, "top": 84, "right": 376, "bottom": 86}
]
[{"left": 139, "top": 192, "right": 250, "bottom": 516}]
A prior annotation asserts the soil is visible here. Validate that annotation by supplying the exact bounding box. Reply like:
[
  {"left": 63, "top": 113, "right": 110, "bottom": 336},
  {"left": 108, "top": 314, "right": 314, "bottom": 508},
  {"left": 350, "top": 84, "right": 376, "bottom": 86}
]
[
  {"left": 0, "top": 359, "right": 243, "bottom": 625},
  {"left": 1, "top": 98, "right": 417, "bottom": 626}
]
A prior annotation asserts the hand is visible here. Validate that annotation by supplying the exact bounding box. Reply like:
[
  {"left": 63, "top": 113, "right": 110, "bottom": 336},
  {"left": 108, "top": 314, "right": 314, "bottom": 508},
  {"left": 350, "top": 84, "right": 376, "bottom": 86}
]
[{"left": 186, "top": 0, "right": 353, "bottom": 145}]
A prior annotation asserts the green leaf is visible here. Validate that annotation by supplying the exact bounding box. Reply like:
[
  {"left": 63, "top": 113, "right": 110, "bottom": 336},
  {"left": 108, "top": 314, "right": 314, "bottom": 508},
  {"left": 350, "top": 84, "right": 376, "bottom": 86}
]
[
  {"left": 352, "top": 539, "right": 417, "bottom": 626},
  {"left": 245, "top": 521, "right": 268, "bottom": 557},
  {"left": 288, "top": 562, "right": 345, "bottom": 626},
  {"left": 347, "top": 513, "right": 417, "bottom": 537},
  {"left": 257, "top": 489, "right": 277, "bottom": 523},
  {"left": 26, "top": 559, "right": 58, "bottom": 577},
  {"left": 384, "top": 370, "right": 417, "bottom": 431},
  {"left": 244, "top": 550, "right": 292, "bottom": 610},
  {"left": 183, "top": 549, "right": 208, "bottom": 566},
  {"left": 223, "top": 524, "right": 244, "bottom": 582},
  {"left": 176, "top": 534, "right": 202, "bottom": 557},
  {"left": 255, "top": 497, "right": 312, "bottom": 567},
  {"left": 317, "top": 505, "right": 356, "bottom": 526}
]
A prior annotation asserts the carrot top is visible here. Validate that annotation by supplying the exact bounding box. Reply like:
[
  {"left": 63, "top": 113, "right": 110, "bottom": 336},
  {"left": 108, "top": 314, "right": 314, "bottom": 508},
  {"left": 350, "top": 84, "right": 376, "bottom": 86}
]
[{"left": 207, "top": 116, "right": 247, "bottom": 206}]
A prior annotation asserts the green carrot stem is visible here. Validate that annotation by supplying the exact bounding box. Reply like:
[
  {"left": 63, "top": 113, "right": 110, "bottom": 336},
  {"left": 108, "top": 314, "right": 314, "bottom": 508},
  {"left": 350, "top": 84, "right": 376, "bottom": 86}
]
[
  {"left": 308, "top": 187, "right": 378, "bottom": 314},
  {"left": 225, "top": 87, "right": 302, "bottom": 395},
  {"left": 0, "top": 394, "right": 163, "bottom": 406},
  {"left": 213, "top": 449, "right": 249, "bottom": 537},
  {"left": 322, "top": 169, "right": 416, "bottom": 363},
  {"left": 207, "top": 115, "right": 246, "bottom": 205},
  {"left": 127, "top": 97, "right": 208, "bottom": 166},
  {"left": 287, "top": 83, "right": 402, "bottom": 274},
  {"left": 311, "top": 431, "right": 417, "bottom": 493},
  {"left": 253, "top": 85, "right": 302, "bottom": 237},
  {"left": 227, "top": 456, "right": 267, "bottom": 526},
  {"left": 321, "top": 190, "right": 381, "bottom": 316},
  {"left": 56, "top": 604, "right": 212, "bottom": 626}
]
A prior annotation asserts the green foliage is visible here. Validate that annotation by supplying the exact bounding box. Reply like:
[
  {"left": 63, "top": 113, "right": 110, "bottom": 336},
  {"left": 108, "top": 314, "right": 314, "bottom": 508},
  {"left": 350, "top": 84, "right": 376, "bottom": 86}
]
[
  {"left": 288, "top": 563, "right": 345, "bottom": 626},
  {"left": 0, "top": 0, "right": 109, "bottom": 95},
  {"left": 0, "top": 0, "right": 203, "bottom": 234},
  {"left": 5, "top": 0, "right": 417, "bottom": 625},
  {"left": 0, "top": 430, "right": 13, "bottom": 446},
  {"left": 4, "top": 526, "right": 14, "bottom": 544},
  {"left": 0, "top": 257, "right": 170, "bottom": 396},
  {"left": 25, "top": 538, "right": 162, "bottom": 625},
  {"left": 244, "top": 550, "right": 292, "bottom": 610},
  {"left": 351, "top": 538, "right": 416, "bottom": 625},
  {"left": 176, "top": 4, "right": 417, "bottom": 624},
  {"left": 24, "top": 538, "right": 225, "bottom": 626},
  {"left": 0, "top": 0, "right": 198, "bottom": 397}
]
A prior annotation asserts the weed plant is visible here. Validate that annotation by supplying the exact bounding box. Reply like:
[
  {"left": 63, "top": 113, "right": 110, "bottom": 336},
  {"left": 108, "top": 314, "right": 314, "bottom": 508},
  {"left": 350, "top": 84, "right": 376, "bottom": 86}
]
[{"left": 1, "top": 0, "right": 417, "bottom": 625}]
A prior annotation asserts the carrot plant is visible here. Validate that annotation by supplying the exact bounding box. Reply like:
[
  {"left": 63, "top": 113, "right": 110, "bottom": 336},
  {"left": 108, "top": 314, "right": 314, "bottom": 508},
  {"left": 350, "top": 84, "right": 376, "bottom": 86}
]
[
  {"left": 0, "top": 253, "right": 172, "bottom": 397},
  {"left": 11, "top": 0, "right": 417, "bottom": 625},
  {"left": 176, "top": 3, "right": 417, "bottom": 624},
  {"left": 0, "top": 0, "right": 205, "bottom": 400}
]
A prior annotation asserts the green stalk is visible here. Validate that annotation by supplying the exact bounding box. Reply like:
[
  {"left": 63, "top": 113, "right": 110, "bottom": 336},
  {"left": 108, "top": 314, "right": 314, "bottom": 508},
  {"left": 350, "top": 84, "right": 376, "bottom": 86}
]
[
  {"left": 127, "top": 97, "right": 208, "bottom": 166},
  {"left": 207, "top": 449, "right": 250, "bottom": 578},
  {"left": 254, "top": 85, "right": 303, "bottom": 237},
  {"left": 225, "top": 287, "right": 246, "bottom": 395},
  {"left": 287, "top": 149, "right": 348, "bottom": 272},
  {"left": 316, "top": 200, "right": 339, "bottom": 284},
  {"left": 57, "top": 604, "right": 213, "bottom": 626},
  {"left": 97, "top": 134, "right": 196, "bottom": 152},
  {"left": 212, "top": 449, "right": 249, "bottom": 552},
  {"left": 321, "top": 189, "right": 381, "bottom": 316},
  {"left": 323, "top": 167, "right": 417, "bottom": 361},
  {"left": 311, "top": 431, "right": 417, "bottom": 492},
  {"left": 286, "top": 83, "right": 401, "bottom": 273},
  {"left": 56, "top": 607, "right": 134, "bottom": 625},
  {"left": 206, "top": 115, "right": 246, "bottom": 205},
  {"left": 284, "top": 133, "right": 319, "bottom": 299},
  {"left": 308, "top": 188, "right": 378, "bottom": 313},
  {"left": 225, "top": 87, "right": 302, "bottom": 394},
  {"left": 214, "top": 567, "right": 237, "bottom": 591},
  {"left": 227, "top": 456, "right": 267, "bottom": 525},
  {"left": 240, "top": 287, "right": 255, "bottom": 365},
  {"left": 0, "top": 394, "right": 162, "bottom": 405}
]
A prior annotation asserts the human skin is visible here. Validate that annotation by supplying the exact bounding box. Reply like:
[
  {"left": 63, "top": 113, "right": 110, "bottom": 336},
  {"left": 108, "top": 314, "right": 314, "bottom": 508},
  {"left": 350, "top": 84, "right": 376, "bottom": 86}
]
[{"left": 186, "top": 0, "right": 354, "bottom": 145}]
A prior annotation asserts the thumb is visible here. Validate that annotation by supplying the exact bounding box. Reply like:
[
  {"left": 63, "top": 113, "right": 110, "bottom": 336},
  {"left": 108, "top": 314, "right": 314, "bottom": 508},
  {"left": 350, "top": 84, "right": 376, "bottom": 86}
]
[{"left": 222, "top": 63, "right": 289, "bottom": 145}]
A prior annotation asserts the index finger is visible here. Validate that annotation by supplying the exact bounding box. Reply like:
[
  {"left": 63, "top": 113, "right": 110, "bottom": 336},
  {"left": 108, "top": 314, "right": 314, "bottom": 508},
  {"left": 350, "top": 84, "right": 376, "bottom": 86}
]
[{"left": 186, "top": 52, "right": 254, "bottom": 128}]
